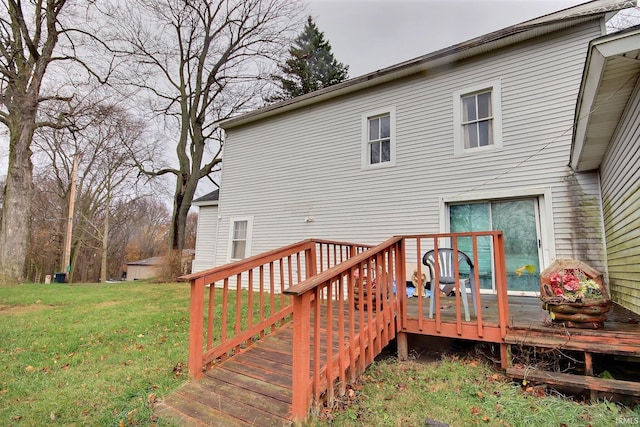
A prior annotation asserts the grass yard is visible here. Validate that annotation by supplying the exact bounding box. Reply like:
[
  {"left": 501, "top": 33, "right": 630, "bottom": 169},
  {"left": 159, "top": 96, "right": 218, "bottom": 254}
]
[
  {"left": 0, "top": 281, "right": 191, "bottom": 426},
  {"left": 2, "top": 281, "right": 639, "bottom": 427},
  {"left": 312, "top": 355, "right": 640, "bottom": 427}
]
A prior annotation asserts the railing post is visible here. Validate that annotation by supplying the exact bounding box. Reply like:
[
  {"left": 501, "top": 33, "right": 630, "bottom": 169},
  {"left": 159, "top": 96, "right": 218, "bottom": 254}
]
[
  {"left": 494, "top": 232, "right": 510, "bottom": 369},
  {"left": 291, "top": 292, "right": 312, "bottom": 421},
  {"left": 188, "top": 277, "right": 205, "bottom": 379},
  {"left": 396, "top": 239, "right": 408, "bottom": 360},
  {"left": 306, "top": 243, "right": 317, "bottom": 279}
]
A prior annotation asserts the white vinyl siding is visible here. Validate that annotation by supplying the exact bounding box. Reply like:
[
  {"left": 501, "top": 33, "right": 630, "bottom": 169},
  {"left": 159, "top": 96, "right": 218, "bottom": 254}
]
[
  {"left": 214, "top": 21, "right": 605, "bottom": 270},
  {"left": 599, "top": 79, "right": 640, "bottom": 313},
  {"left": 192, "top": 205, "right": 218, "bottom": 273}
]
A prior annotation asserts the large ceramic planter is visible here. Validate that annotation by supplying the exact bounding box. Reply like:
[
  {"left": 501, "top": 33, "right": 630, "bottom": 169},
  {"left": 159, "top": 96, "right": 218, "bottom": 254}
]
[{"left": 540, "top": 259, "right": 611, "bottom": 329}]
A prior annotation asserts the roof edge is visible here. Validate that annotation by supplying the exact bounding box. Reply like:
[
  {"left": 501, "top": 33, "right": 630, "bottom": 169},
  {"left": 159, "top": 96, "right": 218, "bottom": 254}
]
[
  {"left": 219, "top": 0, "right": 634, "bottom": 130},
  {"left": 570, "top": 24, "right": 640, "bottom": 171}
]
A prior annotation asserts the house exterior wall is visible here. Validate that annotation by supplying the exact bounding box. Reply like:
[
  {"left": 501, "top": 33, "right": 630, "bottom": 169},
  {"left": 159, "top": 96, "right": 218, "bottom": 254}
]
[
  {"left": 599, "top": 79, "right": 640, "bottom": 313},
  {"left": 192, "top": 204, "right": 219, "bottom": 272},
  {"left": 214, "top": 21, "right": 606, "bottom": 274}
]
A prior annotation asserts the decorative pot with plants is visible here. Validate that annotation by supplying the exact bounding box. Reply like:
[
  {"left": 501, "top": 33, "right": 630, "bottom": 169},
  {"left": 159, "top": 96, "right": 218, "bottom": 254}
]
[{"left": 540, "top": 259, "right": 611, "bottom": 329}]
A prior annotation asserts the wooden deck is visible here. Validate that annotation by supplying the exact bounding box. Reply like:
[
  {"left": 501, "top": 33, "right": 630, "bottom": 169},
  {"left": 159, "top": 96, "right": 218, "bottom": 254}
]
[
  {"left": 155, "top": 304, "right": 380, "bottom": 426},
  {"left": 155, "top": 322, "right": 296, "bottom": 426},
  {"left": 157, "top": 295, "right": 640, "bottom": 425},
  {"left": 166, "top": 236, "right": 640, "bottom": 425}
]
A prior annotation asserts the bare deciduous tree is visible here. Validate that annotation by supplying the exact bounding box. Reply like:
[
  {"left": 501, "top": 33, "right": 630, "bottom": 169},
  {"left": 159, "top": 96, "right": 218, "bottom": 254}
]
[
  {"left": 33, "top": 102, "right": 147, "bottom": 282},
  {"left": 105, "top": 0, "right": 302, "bottom": 261},
  {"left": 0, "top": 0, "right": 110, "bottom": 282}
]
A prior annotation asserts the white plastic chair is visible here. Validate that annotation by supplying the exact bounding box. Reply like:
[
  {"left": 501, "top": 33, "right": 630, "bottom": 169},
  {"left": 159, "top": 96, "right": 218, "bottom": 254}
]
[{"left": 422, "top": 248, "right": 477, "bottom": 321}]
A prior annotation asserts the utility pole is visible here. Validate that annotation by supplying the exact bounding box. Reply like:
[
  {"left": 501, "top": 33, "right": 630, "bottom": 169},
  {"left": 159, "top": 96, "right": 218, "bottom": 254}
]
[{"left": 62, "top": 153, "right": 79, "bottom": 282}]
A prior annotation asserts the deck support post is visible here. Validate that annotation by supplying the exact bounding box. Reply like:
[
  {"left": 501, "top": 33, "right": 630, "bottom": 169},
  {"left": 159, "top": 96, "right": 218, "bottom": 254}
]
[
  {"left": 584, "top": 352, "right": 599, "bottom": 402},
  {"left": 397, "top": 331, "right": 408, "bottom": 361},
  {"left": 500, "top": 343, "right": 510, "bottom": 370}
]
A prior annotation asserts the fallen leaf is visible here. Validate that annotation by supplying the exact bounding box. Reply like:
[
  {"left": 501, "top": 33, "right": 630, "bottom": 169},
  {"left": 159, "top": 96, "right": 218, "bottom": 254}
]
[
  {"left": 471, "top": 406, "right": 481, "bottom": 415},
  {"left": 25, "top": 365, "right": 36, "bottom": 373},
  {"left": 147, "top": 393, "right": 157, "bottom": 407},
  {"left": 50, "top": 412, "right": 56, "bottom": 421}
]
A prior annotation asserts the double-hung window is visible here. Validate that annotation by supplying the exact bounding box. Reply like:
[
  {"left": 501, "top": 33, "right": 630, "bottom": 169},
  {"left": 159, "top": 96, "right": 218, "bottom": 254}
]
[
  {"left": 362, "top": 107, "right": 396, "bottom": 169},
  {"left": 453, "top": 80, "right": 502, "bottom": 155},
  {"left": 462, "top": 91, "right": 493, "bottom": 148},
  {"left": 228, "top": 217, "right": 253, "bottom": 261},
  {"left": 369, "top": 114, "right": 391, "bottom": 164}
]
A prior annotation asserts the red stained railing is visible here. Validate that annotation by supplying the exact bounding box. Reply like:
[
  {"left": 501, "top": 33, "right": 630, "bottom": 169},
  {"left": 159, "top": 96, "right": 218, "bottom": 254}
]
[
  {"left": 397, "top": 232, "right": 509, "bottom": 362},
  {"left": 181, "top": 232, "right": 508, "bottom": 422},
  {"left": 284, "top": 236, "right": 403, "bottom": 420},
  {"left": 179, "top": 239, "right": 371, "bottom": 378}
]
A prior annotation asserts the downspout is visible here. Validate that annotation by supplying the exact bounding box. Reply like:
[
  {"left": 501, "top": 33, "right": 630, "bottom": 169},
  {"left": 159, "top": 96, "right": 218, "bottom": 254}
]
[{"left": 596, "top": 169, "right": 610, "bottom": 294}]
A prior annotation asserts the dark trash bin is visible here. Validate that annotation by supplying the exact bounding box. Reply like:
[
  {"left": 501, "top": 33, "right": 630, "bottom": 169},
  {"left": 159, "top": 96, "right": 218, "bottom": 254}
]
[{"left": 54, "top": 272, "right": 67, "bottom": 283}]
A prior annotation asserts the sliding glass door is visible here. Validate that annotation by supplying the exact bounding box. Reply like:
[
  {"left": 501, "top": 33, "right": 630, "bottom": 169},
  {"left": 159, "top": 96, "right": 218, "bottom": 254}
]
[{"left": 449, "top": 198, "right": 541, "bottom": 294}]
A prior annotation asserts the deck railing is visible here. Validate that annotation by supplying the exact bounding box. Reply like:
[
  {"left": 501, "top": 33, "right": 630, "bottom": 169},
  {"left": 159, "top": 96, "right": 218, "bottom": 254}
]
[
  {"left": 284, "top": 236, "right": 403, "bottom": 420},
  {"left": 397, "top": 232, "right": 510, "bottom": 365},
  {"left": 181, "top": 232, "right": 508, "bottom": 421},
  {"left": 179, "top": 239, "right": 371, "bottom": 378}
]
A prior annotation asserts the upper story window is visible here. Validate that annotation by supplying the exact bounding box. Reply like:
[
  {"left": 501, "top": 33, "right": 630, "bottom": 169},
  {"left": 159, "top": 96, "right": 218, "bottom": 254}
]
[
  {"left": 369, "top": 114, "right": 390, "bottom": 164},
  {"left": 362, "top": 107, "right": 396, "bottom": 169},
  {"left": 453, "top": 80, "right": 502, "bottom": 156},
  {"left": 228, "top": 216, "right": 253, "bottom": 261}
]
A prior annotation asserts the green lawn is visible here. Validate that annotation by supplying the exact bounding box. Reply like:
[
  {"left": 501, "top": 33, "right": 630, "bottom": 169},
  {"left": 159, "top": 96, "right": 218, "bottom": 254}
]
[
  {"left": 0, "top": 281, "right": 191, "bottom": 426},
  {"left": 312, "top": 356, "right": 639, "bottom": 427},
  {"left": 2, "top": 282, "right": 638, "bottom": 427}
]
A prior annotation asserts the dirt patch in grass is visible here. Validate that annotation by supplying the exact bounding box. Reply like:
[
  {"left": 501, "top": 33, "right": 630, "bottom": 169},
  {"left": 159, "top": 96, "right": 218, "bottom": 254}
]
[
  {"left": 0, "top": 303, "right": 54, "bottom": 315},
  {"left": 94, "top": 300, "right": 122, "bottom": 308}
]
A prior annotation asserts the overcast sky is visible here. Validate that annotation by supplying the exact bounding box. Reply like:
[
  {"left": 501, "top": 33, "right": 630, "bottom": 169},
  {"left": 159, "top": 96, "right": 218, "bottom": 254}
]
[
  {"left": 0, "top": 0, "right": 614, "bottom": 181},
  {"left": 307, "top": 0, "right": 587, "bottom": 77}
]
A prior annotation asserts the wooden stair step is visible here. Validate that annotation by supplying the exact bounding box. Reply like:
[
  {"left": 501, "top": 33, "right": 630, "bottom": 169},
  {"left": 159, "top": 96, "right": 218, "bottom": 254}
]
[
  {"left": 171, "top": 380, "right": 290, "bottom": 426},
  {"left": 159, "top": 388, "right": 251, "bottom": 426},
  {"left": 207, "top": 365, "right": 293, "bottom": 402},
  {"left": 506, "top": 367, "right": 640, "bottom": 396}
]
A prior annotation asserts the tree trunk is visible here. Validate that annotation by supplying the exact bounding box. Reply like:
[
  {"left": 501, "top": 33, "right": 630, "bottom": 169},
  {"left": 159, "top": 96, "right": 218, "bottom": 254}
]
[
  {"left": 101, "top": 197, "right": 110, "bottom": 283},
  {"left": 169, "top": 172, "right": 198, "bottom": 253},
  {"left": 0, "top": 120, "right": 35, "bottom": 283}
]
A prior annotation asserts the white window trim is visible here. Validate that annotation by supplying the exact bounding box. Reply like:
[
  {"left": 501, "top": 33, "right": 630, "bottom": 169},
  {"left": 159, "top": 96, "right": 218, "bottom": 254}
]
[
  {"left": 227, "top": 216, "right": 254, "bottom": 262},
  {"left": 453, "top": 80, "right": 503, "bottom": 156},
  {"left": 361, "top": 106, "right": 396, "bottom": 170}
]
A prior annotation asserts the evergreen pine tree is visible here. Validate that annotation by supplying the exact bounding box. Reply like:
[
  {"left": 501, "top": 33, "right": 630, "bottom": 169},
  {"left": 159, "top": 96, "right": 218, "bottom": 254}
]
[{"left": 271, "top": 16, "right": 349, "bottom": 101}]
